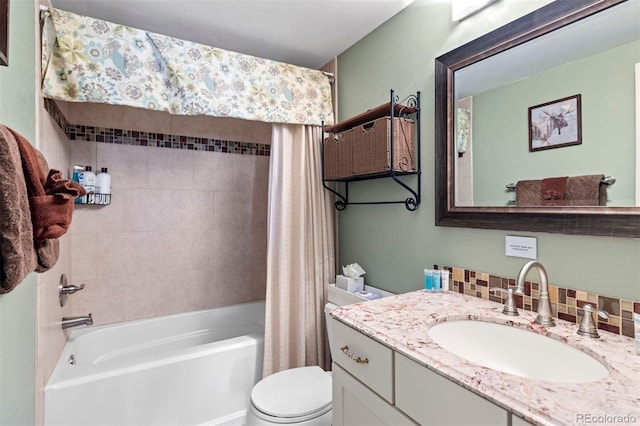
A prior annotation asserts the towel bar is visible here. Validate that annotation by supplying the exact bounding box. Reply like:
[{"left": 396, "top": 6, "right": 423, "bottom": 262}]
[{"left": 505, "top": 176, "right": 615, "bottom": 192}]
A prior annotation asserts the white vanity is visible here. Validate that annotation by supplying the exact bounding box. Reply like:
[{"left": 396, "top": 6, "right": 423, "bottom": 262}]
[{"left": 329, "top": 291, "right": 640, "bottom": 426}]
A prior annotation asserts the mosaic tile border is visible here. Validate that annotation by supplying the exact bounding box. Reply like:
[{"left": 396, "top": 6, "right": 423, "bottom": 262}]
[
  {"left": 44, "top": 98, "right": 271, "bottom": 156},
  {"left": 435, "top": 265, "right": 640, "bottom": 338}
]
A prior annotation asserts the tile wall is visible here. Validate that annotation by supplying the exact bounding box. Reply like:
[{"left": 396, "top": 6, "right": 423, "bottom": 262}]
[
  {"left": 436, "top": 265, "right": 640, "bottom": 338},
  {"left": 47, "top": 100, "right": 271, "bottom": 326}
]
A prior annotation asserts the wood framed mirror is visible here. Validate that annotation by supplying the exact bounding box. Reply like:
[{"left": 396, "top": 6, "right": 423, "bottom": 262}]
[{"left": 435, "top": 0, "right": 640, "bottom": 238}]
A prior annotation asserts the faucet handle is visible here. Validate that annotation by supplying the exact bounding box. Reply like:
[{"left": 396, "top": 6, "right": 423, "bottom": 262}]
[
  {"left": 489, "top": 287, "right": 519, "bottom": 316},
  {"left": 577, "top": 304, "right": 608, "bottom": 338}
]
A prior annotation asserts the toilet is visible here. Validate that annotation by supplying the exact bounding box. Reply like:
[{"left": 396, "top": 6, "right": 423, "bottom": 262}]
[{"left": 246, "top": 303, "right": 338, "bottom": 425}]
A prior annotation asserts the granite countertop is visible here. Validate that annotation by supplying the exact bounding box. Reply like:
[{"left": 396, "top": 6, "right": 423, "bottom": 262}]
[{"left": 331, "top": 290, "right": 640, "bottom": 426}]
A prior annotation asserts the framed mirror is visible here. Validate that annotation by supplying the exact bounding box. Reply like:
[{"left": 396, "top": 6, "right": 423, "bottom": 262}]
[{"left": 435, "top": 0, "right": 640, "bottom": 238}]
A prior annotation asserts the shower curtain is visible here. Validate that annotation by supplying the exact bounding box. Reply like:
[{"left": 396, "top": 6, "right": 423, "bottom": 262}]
[{"left": 263, "top": 124, "right": 336, "bottom": 377}]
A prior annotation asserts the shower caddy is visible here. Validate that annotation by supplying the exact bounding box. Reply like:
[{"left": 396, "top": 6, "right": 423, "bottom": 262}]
[{"left": 322, "top": 89, "right": 421, "bottom": 211}]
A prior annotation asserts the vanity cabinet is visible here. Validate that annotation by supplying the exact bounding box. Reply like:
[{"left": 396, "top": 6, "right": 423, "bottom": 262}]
[
  {"left": 330, "top": 316, "right": 527, "bottom": 426},
  {"left": 332, "top": 364, "right": 415, "bottom": 426},
  {"left": 395, "top": 353, "right": 508, "bottom": 425}
]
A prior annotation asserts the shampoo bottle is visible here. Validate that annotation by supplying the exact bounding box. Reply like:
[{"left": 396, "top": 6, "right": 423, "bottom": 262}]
[
  {"left": 95, "top": 167, "right": 111, "bottom": 194},
  {"left": 72, "top": 165, "right": 84, "bottom": 204},
  {"left": 79, "top": 166, "right": 96, "bottom": 204},
  {"left": 424, "top": 269, "right": 433, "bottom": 292},
  {"left": 432, "top": 270, "right": 441, "bottom": 292},
  {"left": 95, "top": 167, "right": 111, "bottom": 204}
]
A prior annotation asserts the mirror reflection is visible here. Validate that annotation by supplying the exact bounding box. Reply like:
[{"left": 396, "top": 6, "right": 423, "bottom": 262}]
[{"left": 453, "top": 0, "right": 640, "bottom": 208}]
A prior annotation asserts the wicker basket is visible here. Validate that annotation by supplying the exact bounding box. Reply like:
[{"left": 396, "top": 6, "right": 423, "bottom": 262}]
[
  {"left": 323, "top": 128, "right": 353, "bottom": 180},
  {"left": 324, "top": 116, "right": 415, "bottom": 180}
]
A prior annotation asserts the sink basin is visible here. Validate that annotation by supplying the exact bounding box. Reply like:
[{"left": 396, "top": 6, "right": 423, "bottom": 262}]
[{"left": 427, "top": 320, "right": 609, "bottom": 383}]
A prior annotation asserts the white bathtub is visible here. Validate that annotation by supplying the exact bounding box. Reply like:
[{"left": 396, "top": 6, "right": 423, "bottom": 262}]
[{"left": 45, "top": 301, "right": 265, "bottom": 426}]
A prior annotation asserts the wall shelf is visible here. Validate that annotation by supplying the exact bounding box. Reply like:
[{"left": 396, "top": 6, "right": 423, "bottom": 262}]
[{"left": 322, "top": 89, "right": 421, "bottom": 211}]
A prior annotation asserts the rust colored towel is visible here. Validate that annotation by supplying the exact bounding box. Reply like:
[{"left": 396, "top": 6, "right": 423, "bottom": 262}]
[
  {"left": 541, "top": 176, "right": 568, "bottom": 206},
  {"left": 515, "top": 180, "right": 542, "bottom": 207},
  {"left": 566, "top": 174, "right": 607, "bottom": 206},
  {"left": 9, "top": 127, "right": 85, "bottom": 242}
]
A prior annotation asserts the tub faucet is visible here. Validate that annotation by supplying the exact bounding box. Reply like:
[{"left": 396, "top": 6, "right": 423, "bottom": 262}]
[
  {"left": 62, "top": 313, "right": 93, "bottom": 329},
  {"left": 515, "top": 261, "right": 555, "bottom": 327}
]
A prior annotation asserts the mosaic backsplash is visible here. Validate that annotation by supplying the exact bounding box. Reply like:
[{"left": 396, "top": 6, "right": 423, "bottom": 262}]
[
  {"left": 435, "top": 265, "right": 640, "bottom": 338},
  {"left": 44, "top": 98, "right": 270, "bottom": 156}
]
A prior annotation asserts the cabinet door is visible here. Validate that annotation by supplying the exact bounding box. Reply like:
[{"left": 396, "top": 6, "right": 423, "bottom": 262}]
[
  {"left": 395, "top": 354, "right": 508, "bottom": 426},
  {"left": 332, "top": 363, "right": 415, "bottom": 426}
]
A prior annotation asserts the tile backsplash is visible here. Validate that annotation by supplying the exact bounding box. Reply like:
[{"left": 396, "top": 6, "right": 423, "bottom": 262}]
[{"left": 435, "top": 265, "right": 639, "bottom": 338}]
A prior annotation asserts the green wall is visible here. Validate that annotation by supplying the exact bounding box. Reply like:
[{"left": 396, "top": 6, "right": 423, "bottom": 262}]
[
  {"left": 336, "top": 0, "right": 640, "bottom": 301},
  {"left": 472, "top": 40, "right": 639, "bottom": 206},
  {"left": 0, "top": 0, "right": 37, "bottom": 424}
]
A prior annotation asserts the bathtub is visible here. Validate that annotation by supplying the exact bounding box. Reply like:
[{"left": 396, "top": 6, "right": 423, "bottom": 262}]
[{"left": 45, "top": 301, "right": 265, "bottom": 426}]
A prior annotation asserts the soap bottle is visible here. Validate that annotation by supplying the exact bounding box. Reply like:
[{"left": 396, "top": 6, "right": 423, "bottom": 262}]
[
  {"left": 95, "top": 167, "right": 111, "bottom": 204},
  {"left": 79, "top": 166, "right": 96, "bottom": 204}
]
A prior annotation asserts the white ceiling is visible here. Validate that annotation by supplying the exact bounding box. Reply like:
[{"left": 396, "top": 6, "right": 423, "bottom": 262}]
[{"left": 49, "top": 0, "right": 414, "bottom": 69}]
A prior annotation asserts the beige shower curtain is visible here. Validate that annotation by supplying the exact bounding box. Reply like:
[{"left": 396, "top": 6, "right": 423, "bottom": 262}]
[{"left": 262, "top": 124, "right": 336, "bottom": 377}]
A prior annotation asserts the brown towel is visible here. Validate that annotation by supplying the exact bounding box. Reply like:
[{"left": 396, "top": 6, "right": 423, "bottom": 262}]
[
  {"left": 0, "top": 124, "right": 84, "bottom": 294},
  {"left": 9, "top": 127, "right": 84, "bottom": 242},
  {"left": 0, "top": 125, "right": 37, "bottom": 293},
  {"left": 515, "top": 180, "right": 541, "bottom": 207},
  {"left": 541, "top": 176, "right": 567, "bottom": 206},
  {"left": 565, "top": 174, "right": 607, "bottom": 206}
]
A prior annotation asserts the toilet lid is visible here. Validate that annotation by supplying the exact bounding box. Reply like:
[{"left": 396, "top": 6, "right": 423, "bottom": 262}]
[{"left": 251, "top": 366, "right": 332, "bottom": 418}]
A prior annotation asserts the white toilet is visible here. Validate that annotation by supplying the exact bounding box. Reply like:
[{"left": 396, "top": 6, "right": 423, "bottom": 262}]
[{"left": 246, "top": 303, "right": 338, "bottom": 425}]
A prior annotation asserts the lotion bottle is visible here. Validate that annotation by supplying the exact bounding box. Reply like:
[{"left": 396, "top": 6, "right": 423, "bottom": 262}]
[{"left": 441, "top": 270, "right": 450, "bottom": 292}]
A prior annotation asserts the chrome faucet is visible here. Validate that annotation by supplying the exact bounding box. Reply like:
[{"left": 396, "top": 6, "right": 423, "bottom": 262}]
[
  {"left": 62, "top": 313, "right": 93, "bottom": 329},
  {"left": 515, "top": 261, "right": 555, "bottom": 327}
]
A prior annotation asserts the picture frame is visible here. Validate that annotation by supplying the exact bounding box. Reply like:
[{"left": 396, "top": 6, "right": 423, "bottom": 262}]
[
  {"left": 0, "top": 0, "right": 8, "bottom": 67},
  {"left": 528, "top": 94, "right": 581, "bottom": 152}
]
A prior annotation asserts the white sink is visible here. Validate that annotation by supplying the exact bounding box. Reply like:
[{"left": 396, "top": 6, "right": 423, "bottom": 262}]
[{"left": 427, "top": 320, "right": 609, "bottom": 383}]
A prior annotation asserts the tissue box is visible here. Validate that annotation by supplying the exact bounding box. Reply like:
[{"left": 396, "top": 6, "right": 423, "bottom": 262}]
[{"left": 336, "top": 275, "right": 364, "bottom": 293}]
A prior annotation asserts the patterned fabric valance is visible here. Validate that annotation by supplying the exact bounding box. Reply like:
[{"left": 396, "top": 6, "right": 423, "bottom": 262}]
[{"left": 41, "top": 8, "right": 334, "bottom": 126}]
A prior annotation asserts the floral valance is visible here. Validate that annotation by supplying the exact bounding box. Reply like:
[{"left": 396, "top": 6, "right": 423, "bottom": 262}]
[{"left": 41, "top": 8, "right": 334, "bottom": 126}]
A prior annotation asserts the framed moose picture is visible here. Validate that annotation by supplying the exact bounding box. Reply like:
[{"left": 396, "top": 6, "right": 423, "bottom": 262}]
[{"left": 528, "top": 94, "right": 581, "bottom": 152}]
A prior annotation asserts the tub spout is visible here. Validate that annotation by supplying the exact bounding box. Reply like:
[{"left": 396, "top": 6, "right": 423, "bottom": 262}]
[{"left": 62, "top": 314, "right": 93, "bottom": 329}]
